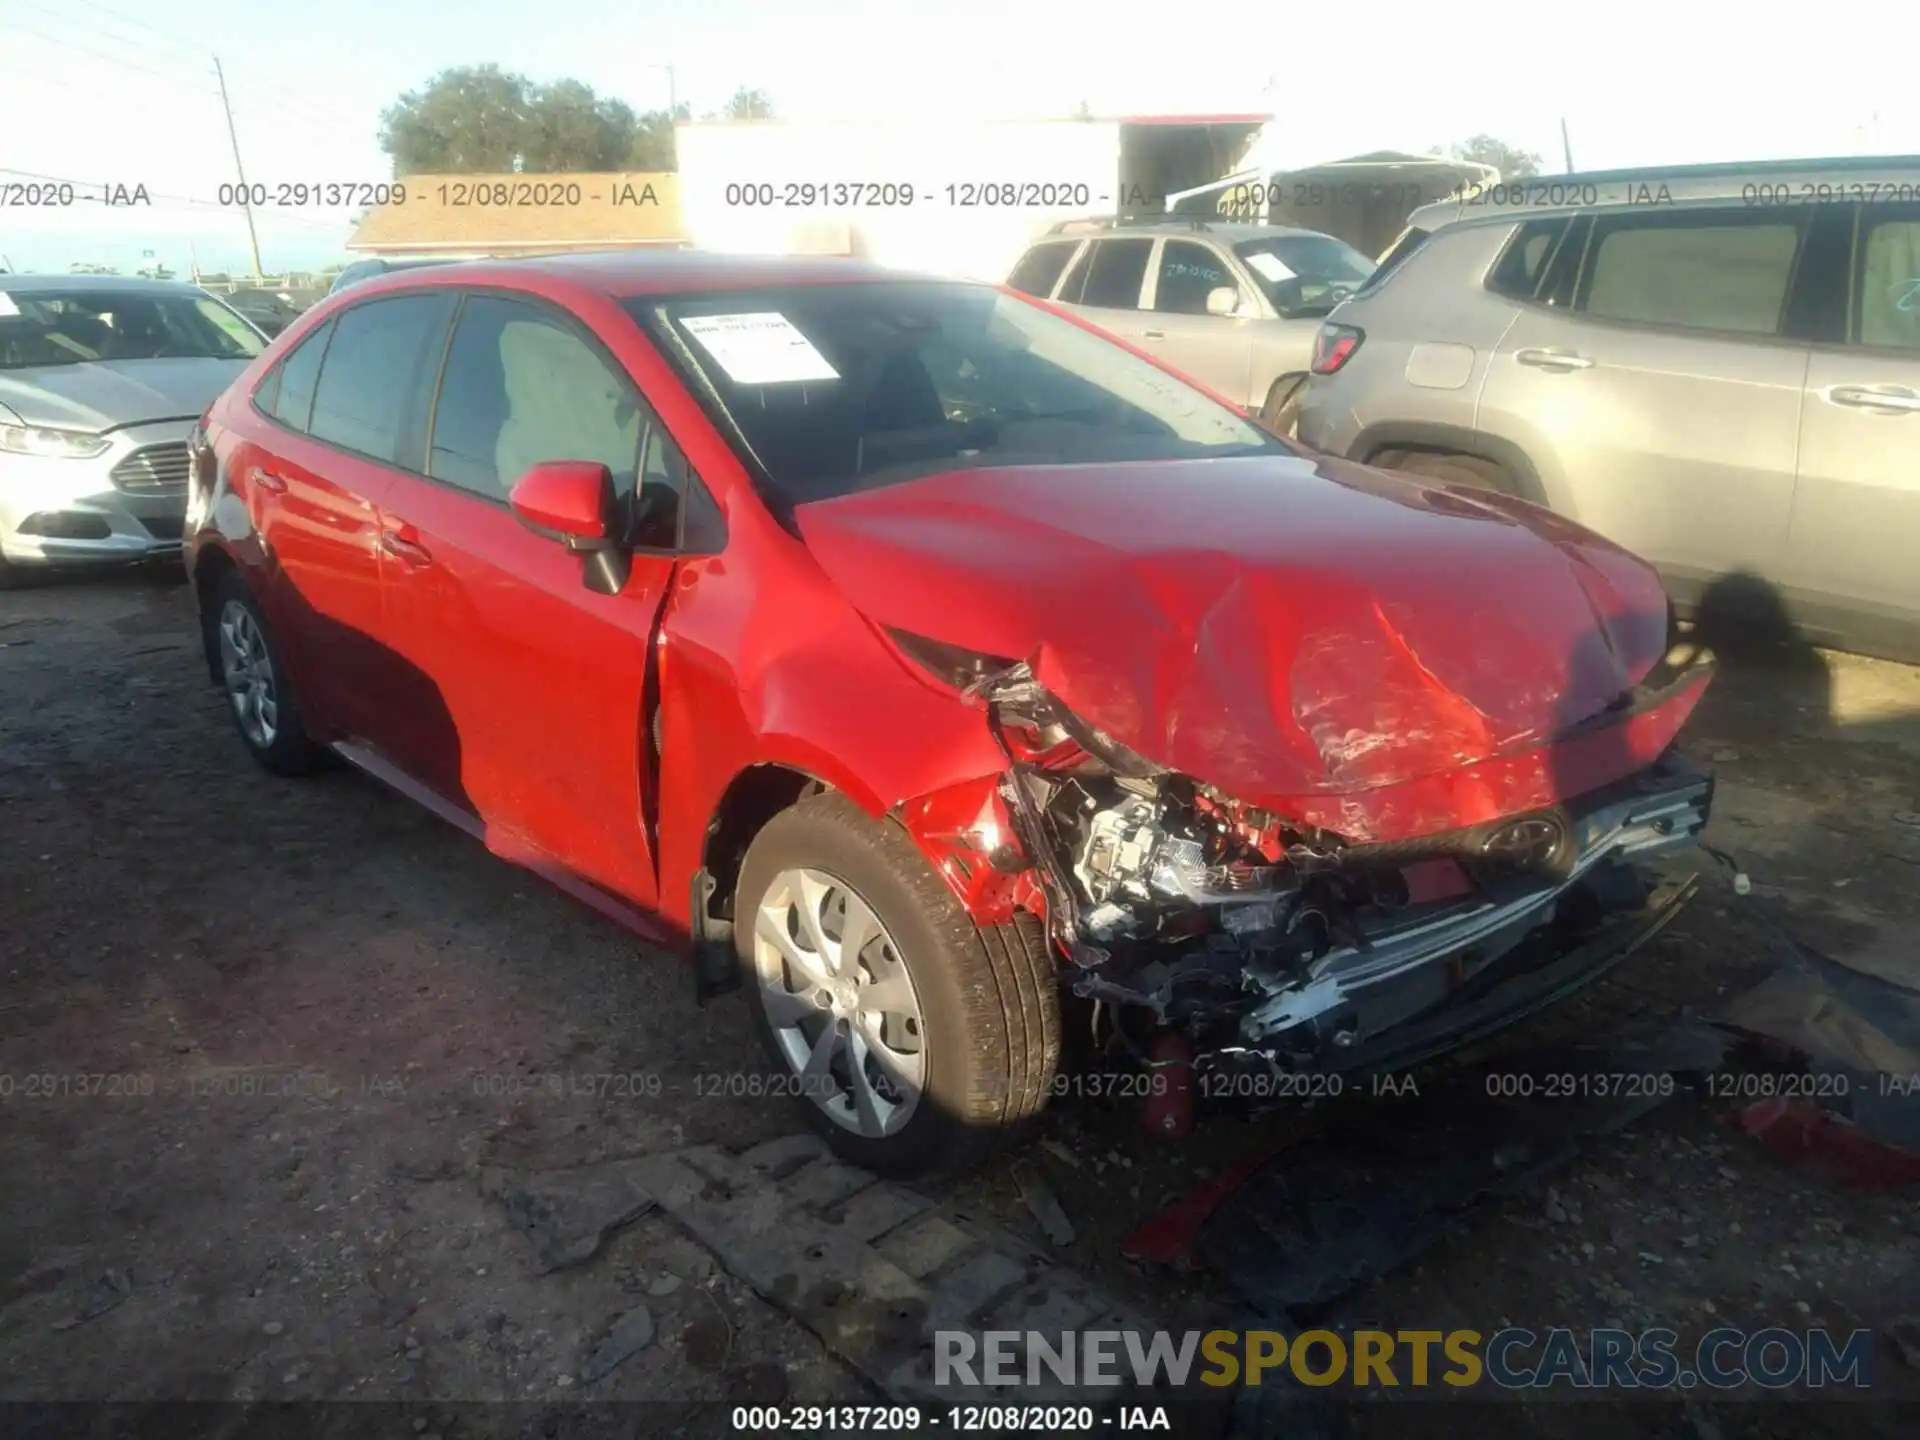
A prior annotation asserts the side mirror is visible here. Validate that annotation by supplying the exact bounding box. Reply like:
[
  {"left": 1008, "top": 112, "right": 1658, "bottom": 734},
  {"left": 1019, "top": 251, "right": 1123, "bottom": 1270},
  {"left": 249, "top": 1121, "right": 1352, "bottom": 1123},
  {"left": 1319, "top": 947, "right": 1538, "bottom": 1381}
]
[
  {"left": 509, "top": 461, "right": 617, "bottom": 550},
  {"left": 1205, "top": 286, "right": 1241, "bottom": 318},
  {"left": 508, "top": 460, "right": 630, "bottom": 596}
]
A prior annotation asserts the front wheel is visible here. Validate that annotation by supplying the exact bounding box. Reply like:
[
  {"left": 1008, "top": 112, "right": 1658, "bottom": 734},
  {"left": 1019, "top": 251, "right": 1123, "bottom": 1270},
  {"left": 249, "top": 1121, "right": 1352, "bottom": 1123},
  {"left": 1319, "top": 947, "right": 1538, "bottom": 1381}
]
[{"left": 736, "top": 792, "right": 1061, "bottom": 1180}]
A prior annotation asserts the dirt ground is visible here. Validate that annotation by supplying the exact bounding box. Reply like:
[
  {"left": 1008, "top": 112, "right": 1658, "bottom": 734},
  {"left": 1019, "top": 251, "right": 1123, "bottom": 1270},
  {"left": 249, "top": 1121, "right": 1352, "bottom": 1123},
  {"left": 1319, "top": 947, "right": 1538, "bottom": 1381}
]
[{"left": 4, "top": 567, "right": 1919, "bottom": 1436}]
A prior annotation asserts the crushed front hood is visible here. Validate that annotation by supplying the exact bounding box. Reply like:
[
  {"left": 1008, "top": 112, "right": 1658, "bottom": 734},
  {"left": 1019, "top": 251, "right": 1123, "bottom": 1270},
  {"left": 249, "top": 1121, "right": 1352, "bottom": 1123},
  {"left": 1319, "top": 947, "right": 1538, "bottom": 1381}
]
[{"left": 796, "top": 453, "right": 1705, "bottom": 842}]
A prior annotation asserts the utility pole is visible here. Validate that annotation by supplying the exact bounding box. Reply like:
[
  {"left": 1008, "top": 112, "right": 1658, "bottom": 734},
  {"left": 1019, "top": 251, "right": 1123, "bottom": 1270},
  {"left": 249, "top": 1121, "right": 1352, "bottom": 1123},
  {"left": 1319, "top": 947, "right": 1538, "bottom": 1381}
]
[
  {"left": 214, "top": 57, "right": 264, "bottom": 278},
  {"left": 1560, "top": 118, "right": 1575, "bottom": 174},
  {"left": 644, "top": 64, "right": 678, "bottom": 118}
]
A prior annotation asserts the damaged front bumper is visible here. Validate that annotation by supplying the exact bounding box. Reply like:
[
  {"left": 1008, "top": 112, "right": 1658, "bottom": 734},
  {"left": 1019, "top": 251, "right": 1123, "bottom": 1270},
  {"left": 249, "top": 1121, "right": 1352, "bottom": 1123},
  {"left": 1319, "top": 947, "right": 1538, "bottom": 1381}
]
[
  {"left": 955, "top": 651, "right": 1715, "bottom": 1082},
  {"left": 1041, "top": 746, "right": 1714, "bottom": 1078},
  {"left": 1229, "top": 871, "right": 1703, "bottom": 1085},
  {"left": 1234, "top": 751, "right": 1713, "bottom": 1054}
]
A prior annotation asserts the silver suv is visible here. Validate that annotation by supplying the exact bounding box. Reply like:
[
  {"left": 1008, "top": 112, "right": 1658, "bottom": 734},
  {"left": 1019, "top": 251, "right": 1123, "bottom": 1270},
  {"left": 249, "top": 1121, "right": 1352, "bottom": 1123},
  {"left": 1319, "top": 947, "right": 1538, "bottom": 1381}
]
[
  {"left": 1295, "top": 157, "right": 1920, "bottom": 662},
  {"left": 1006, "top": 218, "right": 1375, "bottom": 427}
]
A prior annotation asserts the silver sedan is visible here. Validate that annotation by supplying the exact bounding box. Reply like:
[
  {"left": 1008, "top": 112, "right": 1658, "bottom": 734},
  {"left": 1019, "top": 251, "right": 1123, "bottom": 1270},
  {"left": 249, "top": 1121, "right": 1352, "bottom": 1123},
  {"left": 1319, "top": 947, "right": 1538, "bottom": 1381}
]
[{"left": 0, "top": 274, "right": 265, "bottom": 579}]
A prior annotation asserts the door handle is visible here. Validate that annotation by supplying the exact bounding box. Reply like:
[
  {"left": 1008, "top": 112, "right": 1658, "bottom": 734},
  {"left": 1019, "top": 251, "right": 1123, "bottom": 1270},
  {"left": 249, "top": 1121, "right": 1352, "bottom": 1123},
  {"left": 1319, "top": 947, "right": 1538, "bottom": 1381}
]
[
  {"left": 1827, "top": 384, "right": 1920, "bottom": 414},
  {"left": 379, "top": 526, "right": 433, "bottom": 566},
  {"left": 254, "top": 468, "right": 289, "bottom": 493},
  {"left": 1515, "top": 347, "right": 1594, "bottom": 371},
  {"left": 1141, "top": 329, "right": 1167, "bottom": 339}
]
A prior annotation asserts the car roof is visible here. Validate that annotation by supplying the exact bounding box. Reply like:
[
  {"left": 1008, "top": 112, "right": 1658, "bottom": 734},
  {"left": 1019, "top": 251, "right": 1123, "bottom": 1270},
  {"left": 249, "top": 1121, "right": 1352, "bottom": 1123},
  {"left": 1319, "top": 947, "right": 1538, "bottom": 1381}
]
[
  {"left": 1037, "top": 221, "right": 1330, "bottom": 244},
  {"left": 1406, "top": 153, "right": 1920, "bottom": 230},
  {"left": 0, "top": 273, "right": 209, "bottom": 296},
  {"left": 346, "top": 249, "right": 946, "bottom": 300}
]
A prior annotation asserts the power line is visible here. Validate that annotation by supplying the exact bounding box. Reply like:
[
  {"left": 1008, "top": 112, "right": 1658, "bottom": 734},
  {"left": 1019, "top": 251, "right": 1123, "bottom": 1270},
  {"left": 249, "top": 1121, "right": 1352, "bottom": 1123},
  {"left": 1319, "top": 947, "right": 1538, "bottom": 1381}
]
[
  {"left": 55, "top": 0, "right": 381, "bottom": 137},
  {"left": 0, "top": 17, "right": 225, "bottom": 98},
  {"left": 3, "top": 8, "right": 382, "bottom": 149}
]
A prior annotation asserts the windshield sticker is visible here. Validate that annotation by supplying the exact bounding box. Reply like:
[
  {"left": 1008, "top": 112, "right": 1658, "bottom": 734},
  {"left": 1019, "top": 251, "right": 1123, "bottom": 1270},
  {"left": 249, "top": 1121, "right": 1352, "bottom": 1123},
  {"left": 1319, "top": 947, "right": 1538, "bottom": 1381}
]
[
  {"left": 678, "top": 312, "right": 840, "bottom": 385},
  {"left": 1244, "top": 252, "right": 1296, "bottom": 283},
  {"left": 0, "top": 293, "right": 17, "bottom": 317}
]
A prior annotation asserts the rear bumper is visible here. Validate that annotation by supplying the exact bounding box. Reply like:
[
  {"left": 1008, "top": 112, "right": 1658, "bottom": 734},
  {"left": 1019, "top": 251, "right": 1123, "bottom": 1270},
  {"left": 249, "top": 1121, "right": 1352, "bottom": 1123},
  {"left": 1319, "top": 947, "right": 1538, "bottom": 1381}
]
[{"left": 1292, "top": 378, "right": 1363, "bottom": 457}]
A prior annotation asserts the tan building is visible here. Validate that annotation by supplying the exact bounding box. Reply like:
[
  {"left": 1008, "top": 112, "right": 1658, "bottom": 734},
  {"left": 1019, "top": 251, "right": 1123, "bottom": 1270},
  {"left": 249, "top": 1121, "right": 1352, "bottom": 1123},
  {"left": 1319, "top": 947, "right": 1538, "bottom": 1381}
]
[{"left": 346, "top": 172, "right": 687, "bottom": 258}]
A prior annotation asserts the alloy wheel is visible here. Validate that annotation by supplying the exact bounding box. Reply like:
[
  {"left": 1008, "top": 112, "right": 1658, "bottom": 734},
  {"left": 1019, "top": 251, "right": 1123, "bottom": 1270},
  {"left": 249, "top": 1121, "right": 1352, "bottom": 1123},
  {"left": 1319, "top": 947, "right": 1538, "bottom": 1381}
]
[
  {"left": 752, "top": 867, "right": 927, "bottom": 1137},
  {"left": 217, "top": 599, "right": 279, "bottom": 750}
]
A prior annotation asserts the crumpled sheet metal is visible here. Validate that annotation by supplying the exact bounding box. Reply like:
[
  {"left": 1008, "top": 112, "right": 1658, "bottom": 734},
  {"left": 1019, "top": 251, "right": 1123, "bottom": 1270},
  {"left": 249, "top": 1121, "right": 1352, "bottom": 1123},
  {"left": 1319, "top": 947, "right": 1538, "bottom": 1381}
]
[{"left": 797, "top": 455, "right": 1693, "bottom": 843}]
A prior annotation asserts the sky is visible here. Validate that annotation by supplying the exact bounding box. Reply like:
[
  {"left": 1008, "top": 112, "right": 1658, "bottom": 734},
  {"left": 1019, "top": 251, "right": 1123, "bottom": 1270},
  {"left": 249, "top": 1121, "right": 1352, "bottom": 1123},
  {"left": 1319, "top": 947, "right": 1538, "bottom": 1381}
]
[{"left": 2, "top": 0, "right": 1915, "bottom": 275}]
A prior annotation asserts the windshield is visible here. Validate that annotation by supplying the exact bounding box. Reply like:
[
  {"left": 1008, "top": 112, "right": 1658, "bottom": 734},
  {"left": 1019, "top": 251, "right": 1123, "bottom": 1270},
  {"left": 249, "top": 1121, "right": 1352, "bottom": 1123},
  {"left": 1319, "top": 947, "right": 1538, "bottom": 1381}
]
[
  {"left": 1233, "top": 236, "right": 1376, "bottom": 318},
  {"left": 0, "top": 289, "right": 265, "bottom": 370},
  {"left": 629, "top": 281, "right": 1284, "bottom": 507}
]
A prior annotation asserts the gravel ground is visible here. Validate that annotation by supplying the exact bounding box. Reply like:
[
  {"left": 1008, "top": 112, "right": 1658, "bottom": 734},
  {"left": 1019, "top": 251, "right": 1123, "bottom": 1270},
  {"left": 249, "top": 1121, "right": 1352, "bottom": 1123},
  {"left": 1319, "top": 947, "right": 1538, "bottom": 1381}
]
[{"left": 3, "top": 567, "right": 1919, "bottom": 1436}]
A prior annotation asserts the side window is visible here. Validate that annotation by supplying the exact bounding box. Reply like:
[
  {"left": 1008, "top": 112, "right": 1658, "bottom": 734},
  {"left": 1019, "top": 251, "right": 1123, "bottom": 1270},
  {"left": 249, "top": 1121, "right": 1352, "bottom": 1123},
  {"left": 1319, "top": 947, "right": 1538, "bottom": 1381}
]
[
  {"left": 1079, "top": 238, "right": 1153, "bottom": 309},
  {"left": 257, "top": 319, "right": 333, "bottom": 432},
  {"left": 308, "top": 295, "right": 454, "bottom": 465},
  {"left": 1153, "top": 240, "right": 1236, "bottom": 314},
  {"left": 1488, "top": 218, "right": 1572, "bottom": 300},
  {"left": 1857, "top": 208, "right": 1920, "bottom": 351},
  {"left": 1577, "top": 211, "right": 1802, "bottom": 336},
  {"left": 1007, "top": 243, "right": 1077, "bottom": 298},
  {"left": 428, "top": 294, "right": 642, "bottom": 505}
]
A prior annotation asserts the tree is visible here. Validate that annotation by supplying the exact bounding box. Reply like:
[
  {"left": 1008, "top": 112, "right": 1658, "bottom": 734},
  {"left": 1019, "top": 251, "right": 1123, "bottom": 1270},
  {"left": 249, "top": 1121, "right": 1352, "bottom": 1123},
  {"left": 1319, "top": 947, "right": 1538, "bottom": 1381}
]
[
  {"left": 521, "top": 78, "right": 648, "bottom": 171},
  {"left": 381, "top": 65, "right": 535, "bottom": 174},
  {"left": 709, "top": 87, "right": 774, "bottom": 122},
  {"left": 627, "top": 103, "right": 689, "bottom": 170},
  {"left": 1438, "top": 134, "right": 1543, "bottom": 179},
  {"left": 382, "top": 69, "right": 770, "bottom": 173}
]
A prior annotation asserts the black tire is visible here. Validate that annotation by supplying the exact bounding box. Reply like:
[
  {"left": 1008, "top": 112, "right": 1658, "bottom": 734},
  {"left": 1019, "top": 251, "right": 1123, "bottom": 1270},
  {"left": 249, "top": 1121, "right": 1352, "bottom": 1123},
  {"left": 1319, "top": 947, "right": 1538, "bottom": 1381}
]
[
  {"left": 204, "top": 571, "right": 321, "bottom": 777},
  {"left": 1372, "top": 448, "right": 1516, "bottom": 496},
  {"left": 735, "top": 791, "right": 1061, "bottom": 1180},
  {"left": 1258, "top": 374, "right": 1307, "bottom": 436}
]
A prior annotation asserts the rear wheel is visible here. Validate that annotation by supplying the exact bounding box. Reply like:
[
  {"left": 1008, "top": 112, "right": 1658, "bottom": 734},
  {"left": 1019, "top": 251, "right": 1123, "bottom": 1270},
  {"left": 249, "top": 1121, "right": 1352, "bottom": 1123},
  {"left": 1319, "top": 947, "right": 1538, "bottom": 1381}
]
[
  {"left": 736, "top": 791, "right": 1060, "bottom": 1179},
  {"left": 205, "top": 572, "right": 320, "bottom": 777},
  {"left": 1371, "top": 448, "right": 1516, "bottom": 496}
]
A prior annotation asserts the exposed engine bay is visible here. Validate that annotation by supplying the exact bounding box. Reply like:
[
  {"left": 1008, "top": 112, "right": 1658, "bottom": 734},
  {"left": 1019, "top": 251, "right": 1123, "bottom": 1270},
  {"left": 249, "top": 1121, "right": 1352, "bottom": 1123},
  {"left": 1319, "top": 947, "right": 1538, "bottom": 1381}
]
[{"left": 978, "top": 663, "right": 1714, "bottom": 1071}]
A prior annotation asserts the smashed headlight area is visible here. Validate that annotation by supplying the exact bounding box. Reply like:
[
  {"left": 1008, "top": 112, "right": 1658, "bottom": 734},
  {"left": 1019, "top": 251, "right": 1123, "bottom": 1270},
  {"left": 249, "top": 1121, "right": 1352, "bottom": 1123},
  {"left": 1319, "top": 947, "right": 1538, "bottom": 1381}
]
[{"left": 967, "top": 662, "right": 1713, "bottom": 1082}]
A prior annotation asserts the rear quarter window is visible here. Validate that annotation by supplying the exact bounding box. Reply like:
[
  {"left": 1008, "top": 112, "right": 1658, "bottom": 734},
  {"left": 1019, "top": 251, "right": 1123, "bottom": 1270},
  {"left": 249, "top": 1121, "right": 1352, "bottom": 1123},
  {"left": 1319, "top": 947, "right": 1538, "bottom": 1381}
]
[
  {"left": 1007, "top": 243, "right": 1078, "bottom": 298},
  {"left": 1352, "top": 224, "right": 1432, "bottom": 298},
  {"left": 257, "top": 318, "right": 334, "bottom": 432}
]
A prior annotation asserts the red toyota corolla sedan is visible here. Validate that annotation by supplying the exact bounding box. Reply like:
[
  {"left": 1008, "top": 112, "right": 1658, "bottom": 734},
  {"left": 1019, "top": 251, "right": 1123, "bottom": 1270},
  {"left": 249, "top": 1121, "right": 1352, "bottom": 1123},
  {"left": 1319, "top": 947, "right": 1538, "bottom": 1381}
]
[{"left": 183, "top": 252, "right": 1715, "bottom": 1177}]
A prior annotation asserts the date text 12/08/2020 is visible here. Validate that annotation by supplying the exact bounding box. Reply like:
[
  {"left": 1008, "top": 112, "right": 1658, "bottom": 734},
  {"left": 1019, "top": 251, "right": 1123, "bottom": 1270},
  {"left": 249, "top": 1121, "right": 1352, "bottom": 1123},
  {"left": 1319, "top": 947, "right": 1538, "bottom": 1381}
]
[
  {"left": 717, "top": 182, "right": 1162, "bottom": 209},
  {"left": 209, "top": 180, "right": 666, "bottom": 208}
]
